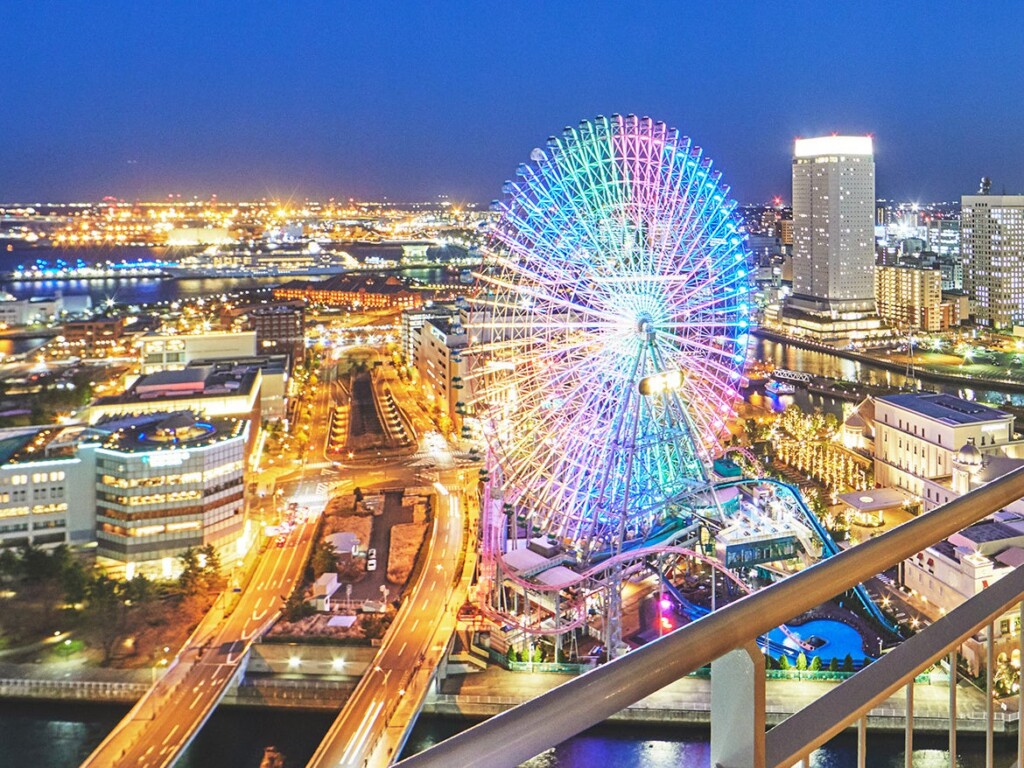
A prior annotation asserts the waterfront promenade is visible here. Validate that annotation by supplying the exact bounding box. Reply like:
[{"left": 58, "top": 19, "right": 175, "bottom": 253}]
[{"left": 0, "top": 647, "right": 1013, "bottom": 737}]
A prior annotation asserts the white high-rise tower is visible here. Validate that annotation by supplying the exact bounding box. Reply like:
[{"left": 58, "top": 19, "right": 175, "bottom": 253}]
[
  {"left": 789, "top": 135, "right": 876, "bottom": 314},
  {"left": 961, "top": 194, "right": 1024, "bottom": 328}
]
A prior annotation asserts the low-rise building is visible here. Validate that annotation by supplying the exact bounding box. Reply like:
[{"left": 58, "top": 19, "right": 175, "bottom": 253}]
[
  {"left": 139, "top": 330, "right": 257, "bottom": 374},
  {"left": 274, "top": 273, "right": 421, "bottom": 310},
  {"left": 88, "top": 365, "right": 262, "bottom": 432},
  {"left": 60, "top": 316, "right": 125, "bottom": 356},
  {"left": 873, "top": 393, "right": 1013, "bottom": 497},
  {"left": 0, "top": 292, "right": 92, "bottom": 326},
  {"left": 187, "top": 355, "right": 289, "bottom": 420}
]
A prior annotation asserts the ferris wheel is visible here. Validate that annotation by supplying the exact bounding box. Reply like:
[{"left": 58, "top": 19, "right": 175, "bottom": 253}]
[{"left": 470, "top": 115, "right": 751, "bottom": 555}]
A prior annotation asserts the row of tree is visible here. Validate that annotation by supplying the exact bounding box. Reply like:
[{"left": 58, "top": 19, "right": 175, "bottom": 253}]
[
  {"left": 0, "top": 543, "right": 223, "bottom": 664},
  {"left": 772, "top": 652, "right": 864, "bottom": 673}
]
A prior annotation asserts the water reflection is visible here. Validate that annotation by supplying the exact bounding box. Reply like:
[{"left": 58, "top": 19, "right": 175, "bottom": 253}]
[{"left": 753, "top": 338, "right": 1024, "bottom": 408}]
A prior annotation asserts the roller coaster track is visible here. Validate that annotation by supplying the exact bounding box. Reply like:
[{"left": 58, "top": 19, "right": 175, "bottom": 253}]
[
  {"left": 715, "top": 477, "right": 900, "bottom": 635},
  {"left": 481, "top": 538, "right": 813, "bottom": 649}
]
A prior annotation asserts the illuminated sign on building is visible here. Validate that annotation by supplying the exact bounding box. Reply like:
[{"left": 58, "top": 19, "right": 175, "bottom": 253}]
[{"left": 144, "top": 450, "right": 191, "bottom": 468}]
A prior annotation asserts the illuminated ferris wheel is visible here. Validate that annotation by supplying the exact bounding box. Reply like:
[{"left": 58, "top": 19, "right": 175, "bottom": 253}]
[{"left": 470, "top": 114, "right": 752, "bottom": 556}]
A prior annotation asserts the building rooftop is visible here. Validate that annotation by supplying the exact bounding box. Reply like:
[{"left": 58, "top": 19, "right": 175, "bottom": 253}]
[
  {"left": 955, "top": 519, "right": 1020, "bottom": 545},
  {"left": 93, "top": 411, "right": 246, "bottom": 454},
  {"left": 188, "top": 355, "right": 289, "bottom": 377},
  {"left": 94, "top": 365, "right": 260, "bottom": 408},
  {"left": 879, "top": 392, "right": 1011, "bottom": 425}
]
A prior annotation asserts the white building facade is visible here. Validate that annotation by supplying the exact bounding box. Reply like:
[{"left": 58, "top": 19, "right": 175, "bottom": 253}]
[
  {"left": 873, "top": 393, "right": 1013, "bottom": 497},
  {"left": 962, "top": 194, "right": 1024, "bottom": 328},
  {"left": 790, "top": 136, "right": 876, "bottom": 315}
]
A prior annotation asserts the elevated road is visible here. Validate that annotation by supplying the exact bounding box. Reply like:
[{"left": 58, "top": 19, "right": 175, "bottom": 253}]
[
  {"left": 81, "top": 517, "right": 317, "bottom": 768},
  {"left": 307, "top": 478, "right": 475, "bottom": 768}
]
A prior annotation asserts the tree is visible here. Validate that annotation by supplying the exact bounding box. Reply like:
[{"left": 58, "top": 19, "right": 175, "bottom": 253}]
[
  {"left": 796, "top": 652, "right": 808, "bottom": 671},
  {"left": 283, "top": 590, "right": 314, "bottom": 623},
  {"left": 198, "top": 544, "right": 221, "bottom": 580},
  {"left": 124, "top": 574, "right": 154, "bottom": 606},
  {"left": 778, "top": 655, "right": 791, "bottom": 671},
  {"left": 828, "top": 657, "right": 839, "bottom": 672},
  {"left": 20, "top": 542, "right": 53, "bottom": 581},
  {"left": 87, "top": 574, "right": 127, "bottom": 665},
  {"left": 311, "top": 541, "right": 339, "bottom": 579},
  {"left": 178, "top": 548, "right": 203, "bottom": 596},
  {"left": 0, "top": 549, "right": 20, "bottom": 582},
  {"left": 506, "top": 646, "right": 517, "bottom": 665},
  {"left": 842, "top": 654, "right": 855, "bottom": 673},
  {"left": 60, "top": 560, "right": 90, "bottom": 605},
  {"left": 809, "top": 656, "right": 822, "bottom": 672}
]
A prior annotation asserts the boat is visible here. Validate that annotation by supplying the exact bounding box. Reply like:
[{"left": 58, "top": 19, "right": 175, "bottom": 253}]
[{"left": 765, "top": 379, "right": 797, "bottom": 396}]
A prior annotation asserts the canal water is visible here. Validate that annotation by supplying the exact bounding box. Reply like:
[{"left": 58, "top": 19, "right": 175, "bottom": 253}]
[
  {"left": 753, "top": 337, "right": 1024, "bottom": 410},
  {"left": 0, "top": 700, "right": 1013, "bottom": 767}
]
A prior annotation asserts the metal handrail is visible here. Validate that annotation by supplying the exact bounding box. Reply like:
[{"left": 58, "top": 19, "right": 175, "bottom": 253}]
[
  {"left": 766, "top": 562, "right": 1024, "bottom": 766},
  {"left": 397, "top": 466, "right": 1024, "bottom": 768}
]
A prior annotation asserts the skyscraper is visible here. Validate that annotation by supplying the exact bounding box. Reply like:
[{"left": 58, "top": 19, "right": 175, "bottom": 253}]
[
  {"left": 790, "top": 135, "right": 876, "bottom": 314},
  {"left": 961, "top": 194, "right": 1024, "bottom": 328},
  {"left": 776, "top": 135, "right": 889, "bottom": 344}
]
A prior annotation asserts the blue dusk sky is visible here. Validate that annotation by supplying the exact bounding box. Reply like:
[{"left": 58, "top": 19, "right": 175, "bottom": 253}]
[{"left": 1, "top": 1, "right": 1022, "bottom": 204}]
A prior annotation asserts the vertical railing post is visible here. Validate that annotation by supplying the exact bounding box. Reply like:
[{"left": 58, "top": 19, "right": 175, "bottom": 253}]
[
  {"left": 1019, "top": 603, "right": 1024, "bottom": 768},
  {"left": 949, "top": 649, "right": 957, "bottom": 768},
  {"left": 710, "top": 642, "right": 765, "bottom": 768},
  {"left": 857, "top": 717, "right": 866, "bottom": 768},
  {"left": 987, "top": 620, "right": 995, "bottom": 768},
  {"left": 906, "top": 681, "right": 914, "bottom": 768}
]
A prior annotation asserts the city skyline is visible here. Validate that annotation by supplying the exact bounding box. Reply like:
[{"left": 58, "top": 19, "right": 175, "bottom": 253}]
[{"left": 2, "top": 2, "right": 1023, "bottom": 203}]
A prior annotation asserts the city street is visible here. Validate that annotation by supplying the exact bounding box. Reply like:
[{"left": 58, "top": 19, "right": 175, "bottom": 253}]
[
  {"left": 307, "top": 479, "right": 473, "bottom": 768},
  {"left": 81, "top": 502, "right": 318, "bottom": 768}
]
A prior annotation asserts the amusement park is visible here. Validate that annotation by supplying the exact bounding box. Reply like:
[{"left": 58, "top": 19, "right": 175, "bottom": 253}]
[{"left": 459, "top": 115, "right": 898, "bottom": 674}]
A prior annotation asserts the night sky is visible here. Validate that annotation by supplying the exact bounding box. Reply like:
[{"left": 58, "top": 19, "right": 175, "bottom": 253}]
[{"left": 2, "top": 1, "right": 1022, "bottom": 204}]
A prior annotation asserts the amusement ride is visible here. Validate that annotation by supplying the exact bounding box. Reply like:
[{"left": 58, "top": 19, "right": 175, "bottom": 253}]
[{"left": 462, "top": 115, "right": 895, "bottom": 663}]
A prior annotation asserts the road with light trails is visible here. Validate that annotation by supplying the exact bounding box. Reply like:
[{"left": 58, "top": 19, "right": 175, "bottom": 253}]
[
  {"left": 307, "top": 479, "right": 473, "bottom": 768},
  {"left": 81, "top": 517, "right": 317, "bottom": 768}
]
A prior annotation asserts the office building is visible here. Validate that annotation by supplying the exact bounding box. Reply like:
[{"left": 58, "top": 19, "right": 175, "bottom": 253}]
[
  {"left": 962, "top": 195, "right": 1024, "bottom": 328},
  {"left": 94, "top": 411, "right": 249, "bottom": 574},
  {"left": 401, "top": 303, "right": 462, "bottom": 366},
  {"left": 244, "top": 302, "right": 305, "bottom": 361},
  {"left": 0, "top": 425, "right": 97, "bottom": 548},
  {"left": 414, "top": 316, "right": 470, "bottom": 429}
]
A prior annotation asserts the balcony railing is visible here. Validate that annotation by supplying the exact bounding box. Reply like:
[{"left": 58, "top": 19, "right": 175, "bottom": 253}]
[{"left": 397, "top": 465, "right": 1024, "bottom": 768}]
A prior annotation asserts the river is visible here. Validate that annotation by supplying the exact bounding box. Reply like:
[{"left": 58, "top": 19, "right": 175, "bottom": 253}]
[{"left": 0, "top": 701, "right": 1012, "bottom": 767}]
